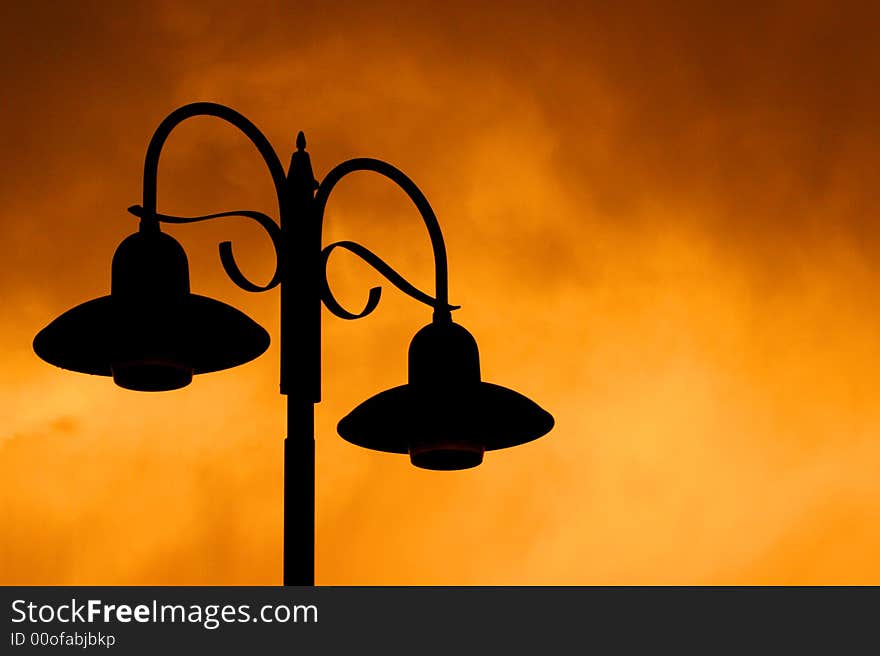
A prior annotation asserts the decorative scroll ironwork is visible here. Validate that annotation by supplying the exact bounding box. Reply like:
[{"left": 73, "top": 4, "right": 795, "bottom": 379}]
[
  {"left": 320, "top": 240, "right": 459, "bottom": 320},
  {"left": 128, "top": 205, "right": 283, "bottom": 292},
  {"left": 315, "top": 158, "right": 455, "bottom": 322},
  {"left": 132, "top": 102, "right": 458, "bottom": 318}
]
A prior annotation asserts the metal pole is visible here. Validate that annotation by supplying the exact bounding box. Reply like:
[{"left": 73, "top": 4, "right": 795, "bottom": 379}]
[
  {"left": 284, "top": 401, "right": 315, "bottom": 585},
  {"left": 282, "top": 132, "right": 319, "bottom": 585}
]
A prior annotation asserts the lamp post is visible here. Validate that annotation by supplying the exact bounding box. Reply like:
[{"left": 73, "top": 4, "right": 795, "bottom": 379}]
[{"left": 33, "top": 102, "right": 554, "bottom": 586}]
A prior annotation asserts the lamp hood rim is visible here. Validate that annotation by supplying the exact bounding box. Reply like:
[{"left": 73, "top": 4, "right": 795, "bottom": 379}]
[
  {"left": 33, "top": 292, "right": 270, "bottom": 376},
  {"left": 337, "top": 381, "right": 554, "bottom": 454}
]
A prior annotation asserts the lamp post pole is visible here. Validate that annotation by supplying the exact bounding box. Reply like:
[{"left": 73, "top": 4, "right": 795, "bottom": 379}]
[
  {"left": 34, "top": 102, "right": 553, "bottom": 587},
  {"left": 283, "top": 134, "right": 319, "bottom": 586}
]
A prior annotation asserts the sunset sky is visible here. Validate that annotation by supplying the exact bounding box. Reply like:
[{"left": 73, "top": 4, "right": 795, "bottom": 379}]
[{"left": 2, "top": 0, "right": 880, "bottom": 584}]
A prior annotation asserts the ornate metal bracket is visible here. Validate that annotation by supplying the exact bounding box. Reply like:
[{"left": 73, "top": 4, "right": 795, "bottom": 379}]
[
  {"left": 133, "top": 102, "right": 458, "bottom": 320},
  {"left": 127, "top": 205, "right": 284, "bottom": 292},
  {"left": 321, "top": 240, "right": 459, "bottom": 320},
  {"left": 316, "top": 158, "right": 456, "bottom": 322}
]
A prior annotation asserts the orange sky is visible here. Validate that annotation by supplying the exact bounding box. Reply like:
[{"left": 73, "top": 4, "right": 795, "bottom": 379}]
[{"left": 2, "top": 0, "right": 880, "bottom": 584}]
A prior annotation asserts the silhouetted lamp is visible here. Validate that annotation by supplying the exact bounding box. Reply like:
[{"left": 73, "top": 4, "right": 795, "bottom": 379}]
[
  {"left": 33, "top": 228, "right": 269, "bottom": 392},
  {"left": 32, "top": 102, "right": 553, "bottom": 585},
  {"left": 339, "top": 319, "right": 553, "bottom": 470}
]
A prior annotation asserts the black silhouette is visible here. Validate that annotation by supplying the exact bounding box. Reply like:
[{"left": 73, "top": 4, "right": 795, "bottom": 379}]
[
  {"left": 32, "top": 102, "right": 554, "bottom": 585},
  {"left": 34, "top": 228, "right": 269, "bottom": 391}
]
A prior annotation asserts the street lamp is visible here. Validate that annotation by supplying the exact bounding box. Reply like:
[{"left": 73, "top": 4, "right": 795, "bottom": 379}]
[{"left": 32, "top": 102, "right": 554, "bottom": 585}]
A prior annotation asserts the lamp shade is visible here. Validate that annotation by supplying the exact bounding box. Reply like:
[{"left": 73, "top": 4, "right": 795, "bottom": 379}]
[
  {"left": 337, "top": 320, "right": 554, "bottom": 470},
  {"left": 33, "top": 229, "right": 270, "bottom": 391}
]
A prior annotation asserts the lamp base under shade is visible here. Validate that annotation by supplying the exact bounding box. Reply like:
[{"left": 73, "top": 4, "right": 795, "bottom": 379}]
[
  {"left": 408, "top": 439, "right": 485, "bottom": 471},
  {"left": 111, "top": 359, "right": 194, "bottom": 392}
]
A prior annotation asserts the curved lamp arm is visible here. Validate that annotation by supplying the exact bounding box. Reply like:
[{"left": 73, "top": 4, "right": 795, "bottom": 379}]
[
  {"left": 315, "top": 158, "right": 456, "bottom": 322},
  {"left": 138, "top": 102, "right": 287, "bottom": 292}
]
